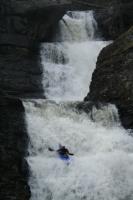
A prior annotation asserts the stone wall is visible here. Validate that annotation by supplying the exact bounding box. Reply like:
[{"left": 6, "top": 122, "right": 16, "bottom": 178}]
[{"left": 0, "top": 94, "right": 30, "bottom": 200}]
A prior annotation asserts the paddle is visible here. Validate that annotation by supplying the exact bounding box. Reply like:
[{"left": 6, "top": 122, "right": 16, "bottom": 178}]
[{"left": 48, "top": 147, "right": 55, "bottom": 152}]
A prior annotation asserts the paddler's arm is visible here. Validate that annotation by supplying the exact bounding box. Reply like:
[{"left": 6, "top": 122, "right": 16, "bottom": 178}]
[{"left": 68, "top": 152, "right": 74, "bottom": 156}]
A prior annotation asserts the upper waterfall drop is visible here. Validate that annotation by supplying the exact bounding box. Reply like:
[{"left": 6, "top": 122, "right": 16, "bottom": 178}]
[
  {"left": 41, "top": 11, "right": 109, "bottom": 101},
  {"left": 56, "top": 11, "right": 97, "bottom": 42}
]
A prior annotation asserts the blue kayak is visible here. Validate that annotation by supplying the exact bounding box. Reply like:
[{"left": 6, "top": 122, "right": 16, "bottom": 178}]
[{"left": 58, "top": 153, "right": 70, "bottom": 161}]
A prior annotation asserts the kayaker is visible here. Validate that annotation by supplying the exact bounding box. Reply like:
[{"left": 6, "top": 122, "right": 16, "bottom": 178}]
[
  {"left": 48, "top": 145, "right": 74, "bottom": 157},
  {"left": 57, "top": 145, "right": 74, "bottom": 157}
]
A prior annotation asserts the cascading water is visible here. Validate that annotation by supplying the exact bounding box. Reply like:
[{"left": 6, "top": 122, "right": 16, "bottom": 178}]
[
  {"left": 41, "top": 11, "right": 109, "bottom": 101},
  {"left": 24, "top": 11, "right": 133, "bottom": 200}
]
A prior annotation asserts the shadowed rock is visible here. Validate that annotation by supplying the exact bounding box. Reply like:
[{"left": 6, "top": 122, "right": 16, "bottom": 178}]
[
  {"left": 94, "top": 0, "right": 133, "bottom": 39},
  {"left": 0, "top": 1, "right": 69, "bottom": 98},
  {"left": 87, "top": 27, "right": 133, "bottom": 129},
  {"left": 0, "top": 93, "right": 31, "bottom": 200}
]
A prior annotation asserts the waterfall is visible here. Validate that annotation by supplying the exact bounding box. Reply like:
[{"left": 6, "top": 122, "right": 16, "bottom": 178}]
[
  {"left": 24, "top": 11, "right": 133, "bottom": 200},
  {"left": 41, "top": 11, "right": 109, "bottom": 101}
]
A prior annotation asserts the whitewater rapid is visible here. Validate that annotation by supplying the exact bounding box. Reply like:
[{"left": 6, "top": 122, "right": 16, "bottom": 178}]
[
  {"left": 24, "top": 11, "right": 133, "bottom": 200},
  {"left": 24, "top": 100, "right": 133, "bottom": 200}
]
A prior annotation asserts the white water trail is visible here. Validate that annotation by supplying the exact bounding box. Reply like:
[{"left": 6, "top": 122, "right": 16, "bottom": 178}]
[{"left": 24, "top": 10, "right": 133, "bottom": 200}]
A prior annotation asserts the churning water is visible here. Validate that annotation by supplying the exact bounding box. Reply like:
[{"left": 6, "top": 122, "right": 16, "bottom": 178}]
[
  {"left": 24, "top": 100, "right": 133, "bottom": 200},
  {"left": 24, "top": 11, "right": 133, "bottom": 200}
]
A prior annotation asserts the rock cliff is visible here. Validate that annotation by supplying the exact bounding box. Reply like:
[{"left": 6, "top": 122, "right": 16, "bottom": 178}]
[
  {"left": 0, "top": 94, "right": 30, "bottom": 200},
  {"left": 87, "top": 27, "right": 133, "bottom": 129},
  {"left": 0, "top": 1, "right": 71, "bottom": 97},
  {"left": 94, "top": 0, "right": 133, "bottom": 39}
]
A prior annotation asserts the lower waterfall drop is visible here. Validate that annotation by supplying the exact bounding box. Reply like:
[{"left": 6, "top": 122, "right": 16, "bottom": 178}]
[
  {"left": 24, "top": 10, "right": 133, "bottom": 200},
  {"left": 24, "top": 100, "right": 133, "bottom": 200}
]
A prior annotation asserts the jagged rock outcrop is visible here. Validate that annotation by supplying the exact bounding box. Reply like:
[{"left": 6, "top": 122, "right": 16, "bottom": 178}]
[
  {"left": 0, "top": 47, "right": 44, "bottom": 98},
  {"left": 0, "top": 93, "right": 30, "bottom": 200},
  {"left": 86, "top": 27, "right": 133, "bottom": 129},
  {"left": 0, "top": 1, "right": 71, "bottom": 97},
  {"left": 94, "top": 0, "right": 133, "bottom": 40},
  {"left": 0, "top": 0, "right": 72, "bottom": 47}
]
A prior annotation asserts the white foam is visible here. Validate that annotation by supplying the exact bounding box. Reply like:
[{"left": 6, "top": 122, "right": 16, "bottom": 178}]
[
  {"left": 56, "top": 11, "right": 97, "bottom": 42},
  {"left": 24, "top": 100, "right": 133, "bottom": 200},
  {"left": 41, "top": 41, "right": 109, "bottom": 101}
]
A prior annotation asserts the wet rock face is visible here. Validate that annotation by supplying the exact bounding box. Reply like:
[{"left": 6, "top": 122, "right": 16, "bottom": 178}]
[
  {"left": 0, "top": 1, "right": 69, "bottom": 98},
  {"left": 87, "top": 27, "right": 133, "bottom": 129},
  {"left": 95, "top": 0, "right": 133, "bottom": 40},
  {"left": 0, "top": 0, "right": 68, "bottom": 46},
  {"left": 0, "top": 47, "right": 44, "bottom": 98},
  {"left": 0, "top": 94, "right": 30, "bottom": 200}
]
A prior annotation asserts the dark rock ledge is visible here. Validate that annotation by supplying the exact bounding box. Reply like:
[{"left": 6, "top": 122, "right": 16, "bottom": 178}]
[
  {"left": 0, "top": 1, "right": 70, "bottom": 98},
  {"left": 86, "top": 26, "right": 133, "bottom": 129}
]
